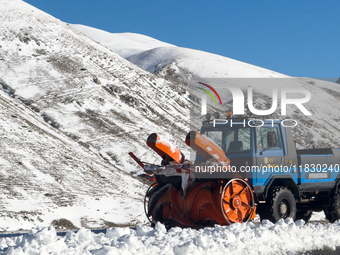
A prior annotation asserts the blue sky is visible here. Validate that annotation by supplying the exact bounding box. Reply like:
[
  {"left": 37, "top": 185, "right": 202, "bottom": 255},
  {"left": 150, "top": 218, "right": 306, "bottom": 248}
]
[{"left": 24, "top": 0, "right": 339, "bottom": 78}]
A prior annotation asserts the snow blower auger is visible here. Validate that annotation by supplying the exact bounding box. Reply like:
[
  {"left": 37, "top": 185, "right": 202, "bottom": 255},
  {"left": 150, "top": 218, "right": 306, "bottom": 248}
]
[{"left": 129, "top": 132, "right": 256, "bottom": 229}]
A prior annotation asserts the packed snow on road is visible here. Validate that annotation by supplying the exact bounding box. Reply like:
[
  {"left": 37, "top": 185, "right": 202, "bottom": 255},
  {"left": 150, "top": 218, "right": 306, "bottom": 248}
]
[{"left": 2, "top": 216, "right": 340, "bottom": 255}]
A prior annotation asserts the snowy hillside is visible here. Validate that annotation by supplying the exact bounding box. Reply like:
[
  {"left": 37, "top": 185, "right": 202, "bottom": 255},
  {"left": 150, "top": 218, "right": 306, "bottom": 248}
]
[
  {"left": 73, "top": 24, "right": 340, "bottom": 149},
  {"left": 71, "top": 24, "right": 286, "bottom": 81},
  {"left": 127, "top": 46, "right": 287, "bottom": 79},
  {"left": 0, "top": 0, "right": 193, "bottom": 231},
  {"left": 0, "top": 89, "right": 146, "bottom": 231},
  {"left": 71, "top": 24, "right": 175, "bottom": 59},
  {"left": 0, "top": 0, "right": 191, "bottom": 174}
]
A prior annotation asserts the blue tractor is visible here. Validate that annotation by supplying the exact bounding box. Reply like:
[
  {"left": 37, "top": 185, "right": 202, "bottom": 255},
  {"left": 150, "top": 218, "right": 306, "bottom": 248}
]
[{"left": 198, "top": 117, "right": 340, "bottom": 223}]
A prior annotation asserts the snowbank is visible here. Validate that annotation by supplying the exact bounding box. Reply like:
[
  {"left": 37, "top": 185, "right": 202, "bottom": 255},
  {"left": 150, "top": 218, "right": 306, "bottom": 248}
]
[{"left": 2, "top": 220, "right": 340, "bottom": 254}]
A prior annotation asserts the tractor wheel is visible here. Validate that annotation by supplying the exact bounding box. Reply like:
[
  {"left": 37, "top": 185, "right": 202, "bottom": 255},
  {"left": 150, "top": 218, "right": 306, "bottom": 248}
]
[
  {"left": 260, "top": 186, "right": 296, "bottom": 223},
  {"left": 295, "top": 210, "right": 313, "bottom": 223},
  {"left": 324, "top": 190, "right": 340, "bottom": 223},
  {"left": 220, "top": 178, "right": 255, "bottom": 224}
]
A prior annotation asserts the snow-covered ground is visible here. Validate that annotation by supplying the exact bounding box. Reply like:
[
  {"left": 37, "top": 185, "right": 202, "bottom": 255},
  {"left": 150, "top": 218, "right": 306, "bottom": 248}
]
[{"left": 2, "top": 219, "right": 340, "bottom": 255}]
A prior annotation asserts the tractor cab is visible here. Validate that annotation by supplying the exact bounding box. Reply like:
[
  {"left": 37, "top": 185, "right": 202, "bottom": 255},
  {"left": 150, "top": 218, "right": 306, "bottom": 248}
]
[{"left": 196, "top": 118, "right": 289, "bottom": 184}]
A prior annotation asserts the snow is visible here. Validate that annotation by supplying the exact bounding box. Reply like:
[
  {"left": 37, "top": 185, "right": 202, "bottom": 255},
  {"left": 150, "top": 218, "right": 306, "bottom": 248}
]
[
  {"left": 2, "top": 220, "right": 340, "bottom": 254},
  {"left": 71, "top": 24, "right": 287, "bottom": 79},
  {"left": 0, "top": 0, "right": 192, "bottom": 177},
  {"left": 0, "top": 89, "right": 147, "bottom": 232},
  {"left": 127, "top": 46, "right": 288, "bottom": 78},
  {"left": 71, "top": 24, "right": 175, "bottom": 58},
  {"left": 71, "top": 21, "right": 340, "bottom": 152},
  {"left": 15, "top": 85, "right": 43, "bottom": 99},
  {"left": 156, "top": 134, "right": 178, "bottom": 154}
]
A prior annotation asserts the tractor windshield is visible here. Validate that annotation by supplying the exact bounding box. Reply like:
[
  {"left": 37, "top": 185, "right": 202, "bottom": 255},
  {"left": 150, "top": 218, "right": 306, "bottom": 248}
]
[{"left": 201, "top": 125, "right": 251, "bottom": 155}]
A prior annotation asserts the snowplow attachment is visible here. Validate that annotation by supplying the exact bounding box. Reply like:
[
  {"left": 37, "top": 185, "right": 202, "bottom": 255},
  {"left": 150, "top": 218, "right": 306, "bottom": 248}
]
[{"left": 131, "top": 132, "right": 256, "bottom": 229}]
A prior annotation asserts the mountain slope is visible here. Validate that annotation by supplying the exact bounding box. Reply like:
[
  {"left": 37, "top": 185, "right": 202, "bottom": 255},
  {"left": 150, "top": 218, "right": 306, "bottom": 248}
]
[
  {"left": 71, "top": 24, "right": 287, "bottom": 82},
  {"left": 0, "top": 0, "right": 193, "bottom": 231},
  {"left": 72, "top": 25, "right": 340, "bottom": 149},
  {"left": 71, "top": 24, "right": 175, "bottom": 58},
  {"left": 127, "top": 46, "right": 287, "bottom": 79},
  {"left": 0, "top": 0, "right": 191, "bottom": 173},
  {"left": 0, "top": 89, "right": 146, "bottom": 231}
]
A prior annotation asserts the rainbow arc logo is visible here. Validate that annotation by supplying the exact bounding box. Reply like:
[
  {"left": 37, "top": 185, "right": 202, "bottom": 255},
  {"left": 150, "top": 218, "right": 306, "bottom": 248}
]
[{"left": 197, "top": 82, "right": 223, "bottom": 106}]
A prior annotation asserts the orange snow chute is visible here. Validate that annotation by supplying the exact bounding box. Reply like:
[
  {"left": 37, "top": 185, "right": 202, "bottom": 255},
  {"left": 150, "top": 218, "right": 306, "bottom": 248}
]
[
  {"left": 185, "top": 131, "right": 230, "bottom": 165},
  {"left": 147, "top": 133, "right": 184, "bottom": 164}
]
